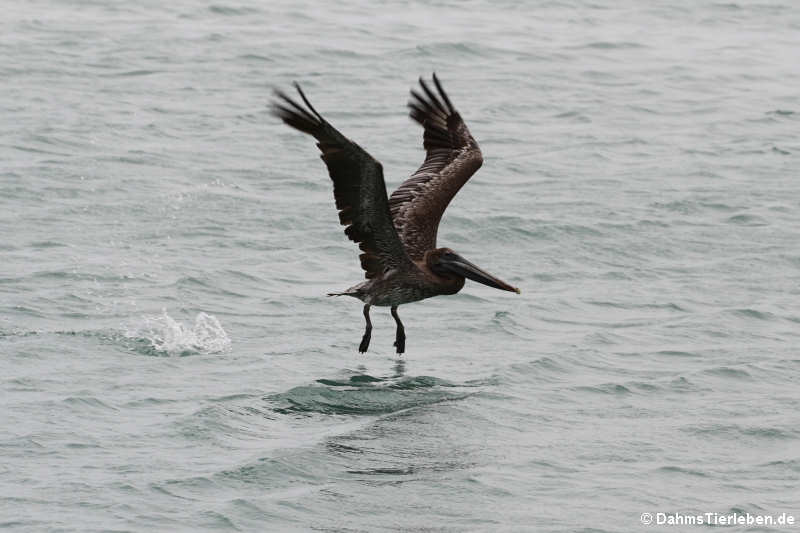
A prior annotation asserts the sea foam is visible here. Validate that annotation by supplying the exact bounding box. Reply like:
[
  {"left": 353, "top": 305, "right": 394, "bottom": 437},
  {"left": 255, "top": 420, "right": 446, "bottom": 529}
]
[{"left": 126, "top": 309, "right": 231, "bottom": 355}]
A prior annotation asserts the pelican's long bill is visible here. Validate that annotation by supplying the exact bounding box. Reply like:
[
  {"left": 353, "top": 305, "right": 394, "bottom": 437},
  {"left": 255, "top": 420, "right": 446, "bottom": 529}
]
[{"left": 440, "top": 253, "right": 520, "bottom": 294}]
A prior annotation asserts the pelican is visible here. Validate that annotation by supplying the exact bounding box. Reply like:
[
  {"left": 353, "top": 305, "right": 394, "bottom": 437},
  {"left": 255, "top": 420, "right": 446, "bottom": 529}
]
[{"left": 271, "top": 74, "right": 519, "bottom": 354}]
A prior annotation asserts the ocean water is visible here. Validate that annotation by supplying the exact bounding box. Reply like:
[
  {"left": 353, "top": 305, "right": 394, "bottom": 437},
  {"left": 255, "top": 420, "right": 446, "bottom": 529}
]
[{"left": 2, "top": 0, "right": 799, "bottom": 531}]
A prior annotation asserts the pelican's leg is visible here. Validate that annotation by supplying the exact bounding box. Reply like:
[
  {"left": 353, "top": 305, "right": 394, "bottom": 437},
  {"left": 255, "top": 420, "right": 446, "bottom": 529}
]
[
  {"left": 391, "top": 305, "right": 405, "bottom": 354},
  {"left": 358, "top": 304, "right": 372, "bottom": 353}
]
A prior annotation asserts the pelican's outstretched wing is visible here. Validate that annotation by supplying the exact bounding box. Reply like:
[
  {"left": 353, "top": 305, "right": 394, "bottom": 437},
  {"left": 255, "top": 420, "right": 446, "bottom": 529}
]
[
  {"left": 389, "top": 74, "right": 483, "bottom": 260},
  {"left": 272, "top": 84, "right": 412, "bottom": 279}
]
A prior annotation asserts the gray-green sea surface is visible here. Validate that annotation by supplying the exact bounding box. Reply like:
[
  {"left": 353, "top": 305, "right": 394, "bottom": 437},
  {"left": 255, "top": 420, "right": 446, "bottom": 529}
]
[{"left": 2, "top": 1, "right": 799, "bottom": 531}]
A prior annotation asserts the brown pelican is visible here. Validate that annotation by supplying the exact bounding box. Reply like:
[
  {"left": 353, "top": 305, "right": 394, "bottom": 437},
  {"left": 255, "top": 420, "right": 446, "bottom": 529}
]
[{"left": 271, "top": 74, "right": 519, "bottom": 354}]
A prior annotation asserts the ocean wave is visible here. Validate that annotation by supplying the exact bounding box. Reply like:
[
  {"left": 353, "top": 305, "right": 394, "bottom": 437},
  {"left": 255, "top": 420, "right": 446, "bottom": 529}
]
[{"left": 269, "top": 374, "right": 470, "bottom": 416}]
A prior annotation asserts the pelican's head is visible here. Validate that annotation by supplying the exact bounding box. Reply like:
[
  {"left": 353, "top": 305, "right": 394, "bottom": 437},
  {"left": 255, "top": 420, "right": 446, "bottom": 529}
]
[{"left": 428, "top": 248, "right": 520, "bottom": 294}]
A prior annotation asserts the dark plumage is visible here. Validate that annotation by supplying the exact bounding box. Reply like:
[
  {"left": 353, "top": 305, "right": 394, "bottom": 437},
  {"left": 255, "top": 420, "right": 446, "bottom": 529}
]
[{"left": 271, "top": 74, "right": 519, "bottom": 354}]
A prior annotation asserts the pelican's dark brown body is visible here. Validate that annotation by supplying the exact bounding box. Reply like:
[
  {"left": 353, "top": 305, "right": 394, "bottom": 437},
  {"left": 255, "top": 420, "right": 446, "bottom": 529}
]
[
  {"left": 272, "top": 74, "right": 519, "bottom": 354},
  {"left": 337, "top": 250, "right": 465, "bottom": 307}
]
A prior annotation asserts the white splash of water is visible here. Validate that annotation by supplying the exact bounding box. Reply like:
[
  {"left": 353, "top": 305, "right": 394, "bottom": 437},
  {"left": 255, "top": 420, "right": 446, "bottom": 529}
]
[{"left": 127, "top": 309, "right": 232, "bottom": 355}]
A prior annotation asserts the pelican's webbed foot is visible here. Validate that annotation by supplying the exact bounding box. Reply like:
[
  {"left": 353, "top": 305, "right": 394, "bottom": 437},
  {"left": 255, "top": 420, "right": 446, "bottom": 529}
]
[
  {"left": 391, "top": 305, "right": 405, "bottom": 355},
  {"left": 359, "top": 331, "right": 371, "bottom": 353},
  {"left": 359, "top": 304, "right": 372, "bottom": 353},
  {"left": 393, "top": 333, "right": 405, "bottom": 354}
]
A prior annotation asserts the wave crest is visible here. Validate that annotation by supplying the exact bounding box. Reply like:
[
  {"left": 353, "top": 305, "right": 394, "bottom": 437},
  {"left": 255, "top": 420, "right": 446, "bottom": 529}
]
[{"left": 126, "top": 310, "right": 231, "bottom": 356}]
